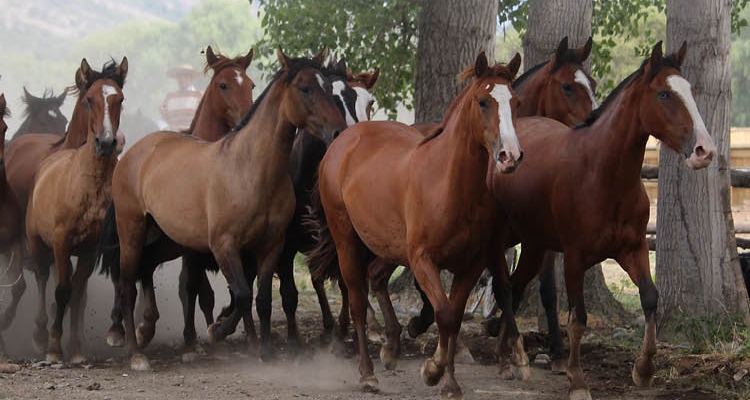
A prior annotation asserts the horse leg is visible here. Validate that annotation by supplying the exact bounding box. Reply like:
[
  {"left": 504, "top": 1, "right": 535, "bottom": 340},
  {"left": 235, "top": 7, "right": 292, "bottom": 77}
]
[
  {"left": 106, "top": 272, "right": 125, "bottom": 347},
  {"left": 369, "top": 258, "right": 401, "bottom": 370},
  {"left": 207, "top": 239, "right": 252, "bottom": 349},
  {"left": 407, "top": 276, "right": 434, "bottom": 338},
  {"left": 46, "top": 241, "right": 73, "bottom": 363},
  {"left": 28, "top": 238, "right": 51, "bottom": 354},
  {"left": 336, "top": 278, "right": 350, "bottom": 340},
  {"left": 312, "top": 276, "right": 334, "bottom": 333},
  {"left": 240, "top": 252, "right": 258, "bottom": 350},
  {"left": 0, "top": 241, "right": 27, "bottom": 332},
  {"left": 562, "top": 253, "right": 591, "bottom": 400},
  {"left": 255, "top": 239, "right": 286, "bottom": 361},
  {"left": 493, "top": 245, "right": 542, "bottom": 379},
  {"left": 117, "top": 216, "right": 149, "bottom": 371},
  {"left": 615, "top": 242, "right": 657, "bottom": 387},
  {"left": 539, "top": 250, "right": 566, "bottom": 372},
  {"left": 197, "top": 269, "right": 215, "bottom": 327},
  {"left": 179, "top": 254, "right": 201, "bottom": 348},
  {"left": 135, "top": 260, "right": 159, "bottom": 349},
  {"left": 66, "top": 252, "right": 96, "bottom": 364},
  {"left": 277, "top": 245, "right": 301, "bottom": 354}
]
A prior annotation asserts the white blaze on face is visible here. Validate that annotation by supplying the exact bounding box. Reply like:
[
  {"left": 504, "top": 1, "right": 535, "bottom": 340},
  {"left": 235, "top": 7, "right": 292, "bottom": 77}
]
[
  {"left": 332, "top": 80, "right": 356, "bottom": 126},
  {"left": 666, "top": 75, "right": 708, "bottom": 136},
  {"left": 48, "top": 110, "right": 58, "bottom": 118},
  {"left": 235, "top": 69, "right": 244, "bottom": 85},
  {"left": 489, "top": 84, "right": 520, "bottom": 160},
  {"left": 102, "top": 85, "right": 118, "bottom": 140},
  {"left": 315, "top": 73, "right": 326, "bottom": 91},
  {"left": 353, "top": 87, "right": 375, "bottom": 122},
  {"left": 574, "top": 69, "right": 598, "bottom": 108}
]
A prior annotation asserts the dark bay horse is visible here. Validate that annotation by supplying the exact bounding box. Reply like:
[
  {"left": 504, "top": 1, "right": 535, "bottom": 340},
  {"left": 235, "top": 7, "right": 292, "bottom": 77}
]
[
  {"left": 491, "top": 42, "right": 716, "bottom": 400},
  {"left": 10, "top": 87, "right": 68, "bottom": 141},
  {"left": 106, "top": 48, "right": 346, "bottom": 370},
  {"left": 0, "top": 59, "right": 128, "bottom": 353},
  {"left": 307, "top": 52, "right": 526, "bottom": 397},
  {"left": 25, "top": 74, "right": 123, "bottom": 363}
]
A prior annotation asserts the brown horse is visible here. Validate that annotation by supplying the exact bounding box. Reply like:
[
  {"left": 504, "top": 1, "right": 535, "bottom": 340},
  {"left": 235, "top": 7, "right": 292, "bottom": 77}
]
[
  {"left": 491, "top": 42, "right": 716, "bottom": 400},
  {"left": 106, "top": 48, "right": 346, "bottom": 370},
  {"left": 25, "top": 70, "right": 124, "bottom": 363},
  {"left": 307, "top": 52, "right": 526, "bottom": 397},
  {"left": 0, "top": 94, "right": 26, "bottom": 346},
  {"left": 10, "top": 87, "right": 68, "bottom": 141},
  {"left": 0, "top": 58, "right": 128, "bottom": 353}
]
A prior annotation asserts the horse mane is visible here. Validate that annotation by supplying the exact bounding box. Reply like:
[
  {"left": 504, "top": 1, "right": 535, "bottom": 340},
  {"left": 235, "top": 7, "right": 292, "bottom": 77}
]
[
  {"left": 575, "top": 53, "right": 682, "bottom": 129},
  {"left": 66, "top": 59, "right": 126, "bottom": 98},
  {"left": 421, "top": 61, "right": 516, "bottom": 144},
  {"left": 226, "top": 56, "right": 323, "bottom": 140},
  {"left": 512, "top": 60, "right": 547, "bottom": 89},
  {"left": 20, "top": 88, "right": 64, "bottom": 117}
]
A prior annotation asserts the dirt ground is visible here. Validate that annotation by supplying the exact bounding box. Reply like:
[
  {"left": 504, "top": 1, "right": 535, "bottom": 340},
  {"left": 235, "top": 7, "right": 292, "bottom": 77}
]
[{"left": 0, "top": 266, "right": 747, "bottom": 400}]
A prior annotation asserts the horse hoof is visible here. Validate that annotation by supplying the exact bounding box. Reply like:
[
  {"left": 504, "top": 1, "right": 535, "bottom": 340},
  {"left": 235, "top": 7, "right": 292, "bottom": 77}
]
[
  {"left": 632, "top": 356, "right": 655, "bottom": 387},
  {"left": 259, "top": 345, "right": 275, "bottom": 362},
  {"left": 421, "top": 359, "right": 444, "bottom": 386},
  {"left": 569, "top": 388, "right": 592, "bottom": 400},
  {"left": 32, "top": 333, "right": 48, "bottom": 354},
  {"left": 45, "top": 352, "right": 62, "bottom": 363},
  {"left": 195, "top": 344, "right": 208, "bottom": 356},
  {"left": 181, "top": 352, "right": 198, "bottom": 364},
  {"left": 106, "top": 329, "right": 125, "bottom": 348},
  {"left": 440, "top": 384, "right": 463, "bottom": 399},
  {"left": 498, "top": 365, "right": 514, "bottom": 380},
  {"left": 69, "top": 354, "right": 87, "bottom": 365},
  {"left": 407, "top": 317, "right": 428, "bottom": 338},
  {"left": 130, "top": 354, "right": 151, "bottom": 371},
  {"left": 379, "top": 346, "right": 398, "bottom": 370},
  {"left": 136, "top": 324, "right": 154, "bottom": 349},
  {"left": 360, "top": 375, "right": 379, "bottom": 392},
  {"left": 550, "top": 358, "right": 567, "bottom": 374},
  {"left": 207, "top": 323, "right": 224, "bottom": 344},
  {"left": 511, "top": 364, "right": 531, "bottom": 381}
]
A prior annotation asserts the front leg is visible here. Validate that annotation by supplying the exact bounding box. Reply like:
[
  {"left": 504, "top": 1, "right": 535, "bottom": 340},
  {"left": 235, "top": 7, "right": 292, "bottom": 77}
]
[
  {"left": 254, "top": 240, "right": 285, "bottom": 361},
  {"left": 47, "top": 240, "right": 74, "bottom": 363}
]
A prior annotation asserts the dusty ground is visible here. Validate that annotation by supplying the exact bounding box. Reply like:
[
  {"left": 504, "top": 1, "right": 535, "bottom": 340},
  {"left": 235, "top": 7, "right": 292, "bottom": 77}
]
[{"left": 0, "top": 268, "right": 747, "bottom": 400}]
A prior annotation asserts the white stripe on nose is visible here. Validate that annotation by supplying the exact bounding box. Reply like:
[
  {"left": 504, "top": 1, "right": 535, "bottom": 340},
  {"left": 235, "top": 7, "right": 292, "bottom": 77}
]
[
  {"left": 235, "top": 70, "right": 244, "bottom": 85},
  {"left": 574, "top": 70, "right": 598, "bottom": 108},
  {"left": 316, "top": 73, "right": 325, "bottom": 91},
  {"left": 353, "top": 87, "right": 374, "bottom": 122},
  {"left": 489, "top": 84, "right": 520, "bottom": 157},
  {"left": 666, "top": 75, "right": 708, "bottom": 136},
  {"left": 102, "top": 85, "right": 118, "bottom": 140},
  {"left": 332, "top": 80, "right": 356, "bottom": 126}
]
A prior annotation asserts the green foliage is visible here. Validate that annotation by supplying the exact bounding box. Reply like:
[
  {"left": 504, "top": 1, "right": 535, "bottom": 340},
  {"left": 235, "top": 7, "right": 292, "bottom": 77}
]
[
  {"left": 257, "top": 0, "right": 419, "bottom": 117},
  {"left": 671, "top": 313, "right": 750, "bottom": 356}
]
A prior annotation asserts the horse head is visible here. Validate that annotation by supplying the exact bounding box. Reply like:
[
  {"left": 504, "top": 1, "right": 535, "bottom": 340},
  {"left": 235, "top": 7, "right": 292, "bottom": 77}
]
[
  {"left": 204, "top": 46, "right": 255, "bottom": 127},
  {"left": 637, "top": 41, "right": 716, "bottom": 169},
  {"left": 458, "top": 51, "right": 523, "bottom": 173},
  {"left": 21, "top": 86, "right": 68, "bottom": 136}
]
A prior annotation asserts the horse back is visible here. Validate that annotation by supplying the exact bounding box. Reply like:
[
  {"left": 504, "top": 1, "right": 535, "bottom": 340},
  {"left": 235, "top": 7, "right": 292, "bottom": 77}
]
[{"left": 4, "top": 133, "right": 62, "bottom": 210}]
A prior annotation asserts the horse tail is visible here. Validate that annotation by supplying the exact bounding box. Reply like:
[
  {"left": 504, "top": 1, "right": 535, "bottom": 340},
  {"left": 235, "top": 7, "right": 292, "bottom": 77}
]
[
  {"left": 302, "top": 184, "right": 341, "bottom": 282},
  {"left": 96, "top": 203, "right": 120, "bottom": 281}
]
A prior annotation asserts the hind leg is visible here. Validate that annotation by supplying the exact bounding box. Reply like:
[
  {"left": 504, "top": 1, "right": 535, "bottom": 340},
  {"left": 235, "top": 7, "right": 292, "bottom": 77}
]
[
  {"left": 615, "top": 241, "right": 657, "bottom": 388},
  {"left": 179, "top": 254, "right": 203, "bottom": 348},
  {"left": 277, "top": 245, "right": 301, "bottom": 353},
  {"left": 46, "top": 239, "right": 74, "bottom": 363},
  {"left": 407, "top": 276, "right": 434, "bottom": 338},
  {"left": 369, "top": 259, "right": 401, "bottom": 370},
  {"left": 561, "top": 252, "right": 591, "bottom": 400},
  {"left": 26, "top": 236, "right": 51, "bottom": 355},
  {"left": 136, "top": 259, "right": 159, "bottom": 349},
  {"left": 67, "top": 252, "right": 96, "bottom": 364},
  {"left": 539, "top": 251, "right": 566, "bottom": 372},
  {"left": 0, "top": 241, "right": 27, "bottom": 332}
]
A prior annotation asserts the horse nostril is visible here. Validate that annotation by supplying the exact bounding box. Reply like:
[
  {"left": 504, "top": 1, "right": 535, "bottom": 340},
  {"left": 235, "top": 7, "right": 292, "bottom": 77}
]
[
  {"left": 518, "top": 150, "right": 524, "bottom": 162},
  {"left": 695, "top": 145, "right": 706, "bottom": 158}
]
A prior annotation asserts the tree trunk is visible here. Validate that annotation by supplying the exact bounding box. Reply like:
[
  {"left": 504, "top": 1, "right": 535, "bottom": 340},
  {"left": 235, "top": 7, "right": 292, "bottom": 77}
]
[
  {"left": 414, "top": 0, "right": 497, "bottom": 123},
  {"left": 515, "top": 0, "right": 629, "bottom": 328},
  {"left": 658, "top": 0, "right": 750, "bottom": 335}
]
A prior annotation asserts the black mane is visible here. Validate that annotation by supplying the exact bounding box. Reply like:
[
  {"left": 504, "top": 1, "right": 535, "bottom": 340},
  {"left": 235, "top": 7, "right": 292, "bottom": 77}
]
[
  {"left": 512, "top": 60, "right": 547, "bottom": 89},
  {"left": 21, "top": 88, "right": 64, "bottom": 117}
]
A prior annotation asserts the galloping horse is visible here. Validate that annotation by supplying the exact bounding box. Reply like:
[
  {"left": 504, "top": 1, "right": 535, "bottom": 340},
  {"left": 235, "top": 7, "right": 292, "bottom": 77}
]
[
  {"left": 308, "top": 52, "right": 527, "bottom": 397},
  {"left": 0, "top": 95, "right": 25, "bottom": 346},
  {"left": 491, "top": 42, "right": 716, "bottom": 400},
  {"left": 10, "top": 87, "right": 68, "bottom": 141},
  {"left": 0, "top": 59, "right": 127, "bottom": 353},
  {"left": 106, "top": 48, "right": 346, "bottom": 370},
  {"left": 25, "top": 69, "right": 124, "bottom": 363}
]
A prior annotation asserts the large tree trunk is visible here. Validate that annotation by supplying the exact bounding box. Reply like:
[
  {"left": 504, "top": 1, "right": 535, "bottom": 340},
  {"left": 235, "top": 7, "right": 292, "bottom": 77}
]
[
  {"left": 658, "top": 0, "right": 750, "bottom": 335},
  {"left": 414, "top": 0, "right": 497, "bottom": 123},
  {"left": 516, "top": 0, "right": 629, "bottom": 327}
]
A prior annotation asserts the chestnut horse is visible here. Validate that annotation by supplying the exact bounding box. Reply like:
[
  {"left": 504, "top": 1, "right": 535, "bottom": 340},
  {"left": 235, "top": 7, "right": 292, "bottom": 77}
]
[
  {"left": 10, "top": 87, "right": 68, "bottom": 141},
  {"left": 0, "top": 59, "right": 127, "bottom": 353},
  {"left": 0, "top": 94, "right": 26, "bottom": 348},
  {"left": 491, "top": 42, "right": 716, "bottom": 400},
  {"left": 106, "top": 48, "right": 346, "bottom": 370},
  {"left": 25, "top": 71, "right": 123, "bottom": 363},
  {"left": 308, "top": 52, "right": 526, "bottom": 397}
]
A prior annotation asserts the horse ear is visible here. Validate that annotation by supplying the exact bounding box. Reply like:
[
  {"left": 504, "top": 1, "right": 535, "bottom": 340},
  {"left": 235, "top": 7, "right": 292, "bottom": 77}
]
[
  {"left": 0, "top": 93, "right": 5, "bottom": 111},
  {"left": 116, "top": 57, "right": 129, "bottom": 83},
  {"left": 649, "top": 41, "right": 664, "bottom": 70},
  {"left": 553, "top": 36, "right": 569, "bottom": 68},
  {"left": 313, "top": 47, "right": 328, "bottom": 66},
  {"left": 206, "top": 45, "right": 219, "bottom": 67},
  {"left": 364, "top": 68, "right": 380, "bottom": 89},
  {"left": 474, "top": 51, "right": 489, "bottom": 78},
  {"left": 240, "top": 48, "right": 254, "bottom": 70},
  {"left": 55, "top": 89, "right": 67, "bottom": 105},
  {"left": 507, "top": 52, "right": 522, "bottom": 79},
  {"left": 277, "top": 46, "right": 291, "bottom": 70},
  {"left": 76, "top": 58, "right": 93, "bottom": 90},
  {"left": 23, "top": 86, "right": 33, "bottom": 102},
  {"left": 675, "top": 41, "right": 688, "bottom": 66},
  {"left": 336, "top": 58, "right": 348, "bottom": 76},
  {"left": 576, "top": 36, "right": 593, "bottom": 62}
]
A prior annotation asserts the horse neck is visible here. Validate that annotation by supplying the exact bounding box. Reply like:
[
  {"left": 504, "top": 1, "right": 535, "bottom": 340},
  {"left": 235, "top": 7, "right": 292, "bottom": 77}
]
[
  {"left": 77, "top": 134, "right": 117, "bottom": 185},
  {"left": 188, "top": 88, "right": 232, "bottom": 140},
  {"left": 290, "top": 131, "right": 327, "bottom": 192},
  {"left": 584, "top": 90, "right": 649, "bottom": 185},
  {"left": 60, "top": 97, "right": 90, "bottom": 149},
  {"left": 514, "top": 67, "right": 547, "bottom": 118},
  {"left": 11, "top": 118, "right": 32, "bottom": 140}
]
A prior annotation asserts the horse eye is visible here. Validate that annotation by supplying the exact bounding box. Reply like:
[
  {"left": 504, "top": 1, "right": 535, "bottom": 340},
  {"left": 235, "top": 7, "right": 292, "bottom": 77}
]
[
  {"left": 300, "top": 86, "right": 311, "bottom": 94},
  {"left": 478, "top": 99, "right": 488, "bottom": 109},
  {"left": 562, "top": 83, "right": 573, "bottom": 93},
  {"left": 658, "top": 91, "right": 670, "bottom": 99},
  {"left": 219, "top": 83, "right": 228, "bottom": 90}
]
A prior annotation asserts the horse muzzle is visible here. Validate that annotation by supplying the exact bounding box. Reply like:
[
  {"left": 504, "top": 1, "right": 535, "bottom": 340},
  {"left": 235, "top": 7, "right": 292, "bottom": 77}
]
[
  {"left": 494, "top": 148, "right": 524, "bottom": 173},
  {"left": 95, "top": 137, "right": 117, "bottom": 157},
  {"left": 684, "top": 129, "right": 717, "bottom": 170}
]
